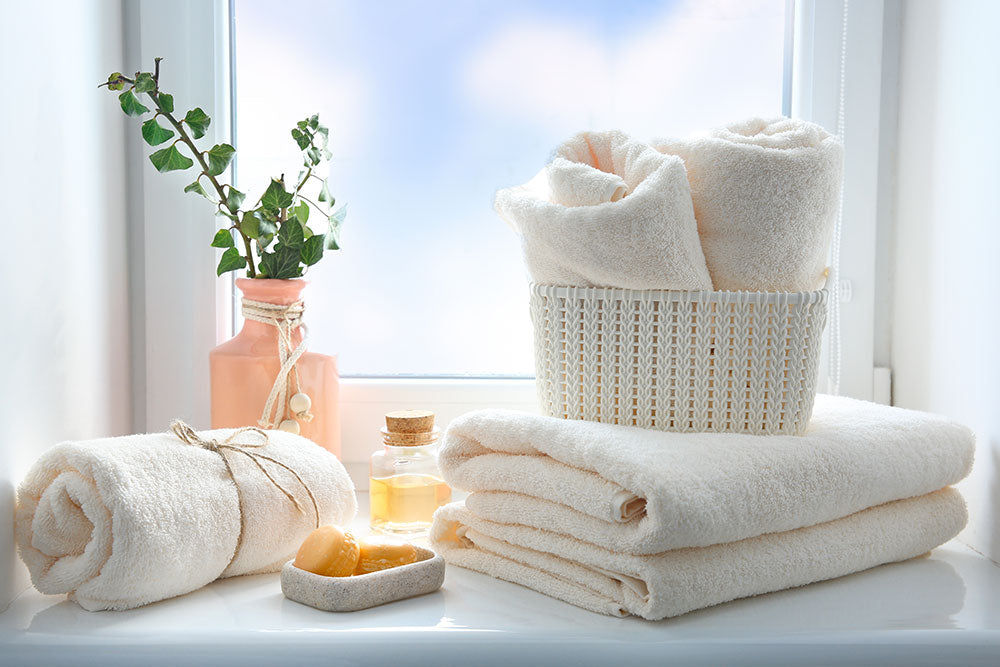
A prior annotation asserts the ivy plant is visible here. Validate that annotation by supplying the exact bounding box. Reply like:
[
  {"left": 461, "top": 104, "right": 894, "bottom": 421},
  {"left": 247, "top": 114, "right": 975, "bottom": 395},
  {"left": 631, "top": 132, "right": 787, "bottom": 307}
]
[{"left": 101, "top": 58, "right": 346, "bottom": 278}]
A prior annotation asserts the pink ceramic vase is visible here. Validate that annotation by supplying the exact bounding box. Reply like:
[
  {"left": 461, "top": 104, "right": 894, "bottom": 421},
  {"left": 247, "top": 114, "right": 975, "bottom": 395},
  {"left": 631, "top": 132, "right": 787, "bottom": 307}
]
[{"left": 210, "top": 278, "right": 341, "bottom": 457}]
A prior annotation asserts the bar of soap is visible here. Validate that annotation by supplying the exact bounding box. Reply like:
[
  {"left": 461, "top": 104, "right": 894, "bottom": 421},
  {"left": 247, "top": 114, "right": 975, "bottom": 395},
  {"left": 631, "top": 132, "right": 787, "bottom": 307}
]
[
  {"left": 293, "top": 525, "right": 360, "bottom": 577},
  {"left": 355, "top": 541, "right": 418, "bottom": 575}
]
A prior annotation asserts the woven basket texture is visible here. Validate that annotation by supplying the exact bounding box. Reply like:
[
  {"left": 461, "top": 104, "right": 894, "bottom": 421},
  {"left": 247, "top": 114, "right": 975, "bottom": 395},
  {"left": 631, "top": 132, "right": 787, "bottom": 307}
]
[{"left": 529, "top": 285, "right": 828, "bottom": 435}]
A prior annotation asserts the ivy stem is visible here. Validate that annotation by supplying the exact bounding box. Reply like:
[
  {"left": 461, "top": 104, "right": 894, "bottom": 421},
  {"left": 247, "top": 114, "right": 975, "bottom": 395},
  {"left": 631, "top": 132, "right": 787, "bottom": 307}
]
[
  {"left": 146, "top": 89, "right": 257, "bottom": 277},
  {"left": 294, "top": 167, "right": 312, "bottom": 196},
  {"left": 297, "top": 194, "right": 327, "bottom": 215}
]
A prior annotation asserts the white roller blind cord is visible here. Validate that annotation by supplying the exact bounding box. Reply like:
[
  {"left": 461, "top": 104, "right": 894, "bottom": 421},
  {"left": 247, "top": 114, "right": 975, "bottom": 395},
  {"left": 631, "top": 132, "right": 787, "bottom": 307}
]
[{"left": 827, "top": 0, "right": 849, "bottom": 396}]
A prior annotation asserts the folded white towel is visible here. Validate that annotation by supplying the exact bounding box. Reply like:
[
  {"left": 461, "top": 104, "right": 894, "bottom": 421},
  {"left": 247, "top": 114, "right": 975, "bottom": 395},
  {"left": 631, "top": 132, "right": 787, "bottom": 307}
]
[
  {"left": 15, "top": 427, "right": 357, "bottom": 611},
  {"left": 495, "top": 130, "right": 712, "bottom": 290},
  {"left": 440, "top": 395, "right": 973, "bottom": 554},
  {"left": 431, "top": 488, "right": 966, "bottom": 619},
  {"left": 654, "top": 116, "right": 843, "bottom": 291}
]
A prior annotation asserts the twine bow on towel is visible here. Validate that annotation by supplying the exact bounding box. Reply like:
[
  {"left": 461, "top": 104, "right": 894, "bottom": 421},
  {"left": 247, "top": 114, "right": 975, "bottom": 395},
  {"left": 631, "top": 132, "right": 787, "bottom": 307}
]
[
  {"left": 169, "top": 420, "right": 320, "bottom": 568},
  {"left": 241, "top": 298, "right": 315, "bottom": 429}
]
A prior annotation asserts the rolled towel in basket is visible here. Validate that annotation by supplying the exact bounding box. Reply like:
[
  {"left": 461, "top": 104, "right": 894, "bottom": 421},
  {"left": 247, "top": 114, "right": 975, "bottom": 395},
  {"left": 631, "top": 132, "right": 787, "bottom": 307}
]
[
  {"left": 654, "top": 116, "right": 843, "bottom": 291},
  {"left": 495, "top": 130, "right": 712, "bottom": 290},
  {"left": 439, "top": 395, "right": 973, "bottom": 554},
  {"left": 546, "top": 157, "right": 628, "bottom": 207},
  {"left": 431, "top": 488, "right": 967, "bottom": 619},
  {"left": 15, "top": 424, "right": 357, "bottom": 611}
]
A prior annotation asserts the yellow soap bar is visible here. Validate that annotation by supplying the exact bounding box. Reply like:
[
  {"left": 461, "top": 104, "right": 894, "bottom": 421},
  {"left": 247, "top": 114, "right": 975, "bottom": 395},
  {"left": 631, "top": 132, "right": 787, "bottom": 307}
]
[
  {"left": 354, "top": 540, "right": 418, "bottom": 575},
  {"left": 293, "top": 525, "right": 360, "bottom": 577}
]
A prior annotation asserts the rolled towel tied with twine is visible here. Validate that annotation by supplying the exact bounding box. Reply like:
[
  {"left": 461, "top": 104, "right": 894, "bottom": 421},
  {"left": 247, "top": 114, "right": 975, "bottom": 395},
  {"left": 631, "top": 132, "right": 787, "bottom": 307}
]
[{"left": 15, "top": 423, "right": 356, "bottom": 611}]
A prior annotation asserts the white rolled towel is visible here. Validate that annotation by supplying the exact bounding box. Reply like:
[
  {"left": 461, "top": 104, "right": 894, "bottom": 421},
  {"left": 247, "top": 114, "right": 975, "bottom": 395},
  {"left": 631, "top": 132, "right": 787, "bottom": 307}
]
[
  {"left": 439, "top": 395, "right": 974, "bottom": 555},
  {"left": 654, "top": 116, "right": 843, "bottom": 292},
  {"left": 546, "top": 157, "right": 627, "bottom": 207},
  {"left": 496, "top": 130, "right": 712, "bottom": 290},
  {"left": 15, "top": 426, "right": 357, "bottom": 611},
  {"left": 432, "top": 489, "right": 967, "bottom": 620}
]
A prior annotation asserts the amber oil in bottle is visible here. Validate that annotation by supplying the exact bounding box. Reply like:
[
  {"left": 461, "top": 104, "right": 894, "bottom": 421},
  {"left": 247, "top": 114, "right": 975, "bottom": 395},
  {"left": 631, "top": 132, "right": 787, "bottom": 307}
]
[{"left": 369, "top": 410, "right": 451, "bottom": 535}]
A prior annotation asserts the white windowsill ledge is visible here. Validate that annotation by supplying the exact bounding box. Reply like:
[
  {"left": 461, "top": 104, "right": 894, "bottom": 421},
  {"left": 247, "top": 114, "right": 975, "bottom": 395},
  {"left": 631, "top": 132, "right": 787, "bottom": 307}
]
[{"left": 3, "top": 494, "right": 1000, "bottom": 667}]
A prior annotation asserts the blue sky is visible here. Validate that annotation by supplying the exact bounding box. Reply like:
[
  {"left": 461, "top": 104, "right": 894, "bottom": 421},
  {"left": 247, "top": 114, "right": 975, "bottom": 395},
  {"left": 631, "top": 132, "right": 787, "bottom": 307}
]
[{"left": 235, "top": 0, "right": 784, "bottom": 375}]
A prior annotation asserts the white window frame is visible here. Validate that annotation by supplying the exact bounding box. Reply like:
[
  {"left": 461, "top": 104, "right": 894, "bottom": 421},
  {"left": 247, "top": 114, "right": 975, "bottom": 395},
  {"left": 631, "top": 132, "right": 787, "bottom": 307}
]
[
  {"left": 793, "top": 0, "right": 888, "bottom": 401},
  {"left": 130, "top": 0, "right": 888, "bottom": 486}
]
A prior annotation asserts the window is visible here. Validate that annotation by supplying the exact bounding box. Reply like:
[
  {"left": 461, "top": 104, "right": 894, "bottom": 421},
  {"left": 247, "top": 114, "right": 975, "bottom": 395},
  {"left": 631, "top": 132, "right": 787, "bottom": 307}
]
[{"left": 232, "top": 0, "right": 788, "bottom": 377}]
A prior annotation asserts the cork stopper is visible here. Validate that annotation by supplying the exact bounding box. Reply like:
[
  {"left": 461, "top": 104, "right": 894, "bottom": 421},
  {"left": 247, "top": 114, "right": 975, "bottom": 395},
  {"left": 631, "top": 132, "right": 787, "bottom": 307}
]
[
  {"left": 383, "top": 410, "right": 439, "bottom": 446},
  {"left": 385, "top": 410, "right": 435, "bottom": 433}
]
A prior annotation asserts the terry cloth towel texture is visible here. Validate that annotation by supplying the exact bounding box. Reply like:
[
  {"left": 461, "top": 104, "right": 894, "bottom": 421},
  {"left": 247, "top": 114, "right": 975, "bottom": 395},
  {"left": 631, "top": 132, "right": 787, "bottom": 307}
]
[
  {"left": 546, "top": 157, "right": 628, "bottom": 207},
  {"left": 438, "top": 395, "right": 974, "bottom": 555},
  {"left": 431, "top": 489, "right": 967, "bottom": 620},
  {"left": 654, "top": 116, "right": 843, "bottom": 292},
  {"left": 495, "top": 130, "right": 712, "bottom": 290},
  {"left": 15, "top": 427, "right": 357, "bottom": 611}
]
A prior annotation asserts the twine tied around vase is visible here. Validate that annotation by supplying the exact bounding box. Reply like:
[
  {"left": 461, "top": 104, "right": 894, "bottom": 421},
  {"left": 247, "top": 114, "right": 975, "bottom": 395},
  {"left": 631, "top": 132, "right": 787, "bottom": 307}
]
[
  {"left": 169, "top": 420, "right": 320, "bottom": 569},
  {"left": 241, "top": 298, "right": 315, "bottom": 429}
]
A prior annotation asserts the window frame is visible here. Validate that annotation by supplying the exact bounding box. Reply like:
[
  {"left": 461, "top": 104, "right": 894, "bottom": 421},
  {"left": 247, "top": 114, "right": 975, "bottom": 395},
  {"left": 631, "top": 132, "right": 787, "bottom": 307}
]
[{"left": 131, "top": 0, "right": 887, "bottom": 484}]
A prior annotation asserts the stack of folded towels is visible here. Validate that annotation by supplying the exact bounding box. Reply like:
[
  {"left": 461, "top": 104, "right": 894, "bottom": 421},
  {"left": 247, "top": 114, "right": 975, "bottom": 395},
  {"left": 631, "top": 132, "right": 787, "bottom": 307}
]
[
  {"left": 430, "top": 396, "right": 973, "bottom": 619},
  {"left": 430, "top": 116, "right": 972, "bottom": 619}
]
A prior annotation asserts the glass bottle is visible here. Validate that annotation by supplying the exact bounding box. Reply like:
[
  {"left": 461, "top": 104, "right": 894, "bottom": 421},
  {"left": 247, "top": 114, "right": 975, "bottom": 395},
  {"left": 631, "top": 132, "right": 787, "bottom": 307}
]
[{"left": 369, "top": 410, "right": 451, "bottom": 535}]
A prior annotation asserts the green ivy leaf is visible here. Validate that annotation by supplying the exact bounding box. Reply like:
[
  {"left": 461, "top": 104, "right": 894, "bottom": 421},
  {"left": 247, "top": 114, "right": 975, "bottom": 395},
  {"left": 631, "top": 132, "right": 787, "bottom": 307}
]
[
  {"left": 225, "top": 186, "right": 245, "bottom": 211},
  {"left": 317, "top": 179, "right": 333, "bottom": 204},
  {"left": 184, "top": 180, "right": 212, "bottom": 200},
  {"left": 261, "top": 179, "right": 293, "bottom": 212},
  {"left": 291, "top": 128, "right": 311, "bottom": 150},
  {"left": 308, "top": 114, "right": 319, "bottom": 130},
  {"left": 277, "top": 219, "right": 304, "bottom": 249},
  {"left": 211, "top": 229, "right": 235, "bottom": 248},
  {"left": 158, "top": 92, "right": 174, "bottom": 113},
  {"left": 140, "top": 119, "right": 174, "bottom": 146},
  {"left": 294, "top": 201, "right": 310, "bottom": 224},
  {"left": 259, "top": 222, "right": 277, "bottom": 246},
  {"left": 326, "top": 204, "right": 346, "bottom": 250},
  {"left": 119, "top": 90, "right": 150, "bottom": 117},
  {"left": 216, "top": 247, "right": 247, "bottom": 276},
  {"left": 242, "top": 211, "right": 277, "bottom": 247},
  {"left": 306, "top": 147, "right": 321, "bottom": 166},
  {"left": 106, "top": 72, "right": 125, "bottom": 91},
  {"left": 256, "top": 234, "right": 274, "bottom": 255},
  {"left": 183, "top": 107, "right": 211, "bottom": 139},
  {"left": 259, "top": 246, "right": 302, "bottom": 279},
  {"left": 241, "top": 211, "right": 260, "bottom": 239},
  {"left": 296, "top": 119, "right": 309, "bottom": 131},
  {"left": 205, "top": 143, "right": 236, "bottom": 176},
  {"left": 301, "top": 235, "right": 325, "bottom": 266},
  {"left": 133, "top": 72, "right": 155, "bottom": 93},
  {"left": 149, "top": 145, "right": 194, "bottom": 172}
]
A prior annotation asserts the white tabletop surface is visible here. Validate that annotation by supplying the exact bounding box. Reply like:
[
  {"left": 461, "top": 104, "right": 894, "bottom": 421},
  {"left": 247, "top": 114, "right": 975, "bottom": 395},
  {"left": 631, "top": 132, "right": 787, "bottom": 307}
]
[{"left": 2, "top": 495, "right": 999, "bottom": 667}]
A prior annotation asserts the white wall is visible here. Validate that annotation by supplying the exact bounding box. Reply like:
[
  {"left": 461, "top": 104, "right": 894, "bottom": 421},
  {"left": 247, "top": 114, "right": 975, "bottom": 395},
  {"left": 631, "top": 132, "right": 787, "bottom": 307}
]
[
  {"left": 0, "top": 0, "right": 131, "bottom": 608},
  {"left": 890, "top": 0, "right": 1000, "bottom": 561}
]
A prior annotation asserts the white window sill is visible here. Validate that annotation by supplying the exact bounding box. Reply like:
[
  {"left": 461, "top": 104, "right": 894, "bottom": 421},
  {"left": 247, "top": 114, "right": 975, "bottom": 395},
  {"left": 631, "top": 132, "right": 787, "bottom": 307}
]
[{"left": 3, "top": 493, "right": 1000, "bottom": 666}]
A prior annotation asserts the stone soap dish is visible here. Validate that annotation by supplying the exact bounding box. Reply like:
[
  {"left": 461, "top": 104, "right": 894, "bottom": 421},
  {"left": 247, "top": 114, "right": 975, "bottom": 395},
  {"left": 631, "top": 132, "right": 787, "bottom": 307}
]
[{"left": 281, "top": 546, "right": 445, "bottom": 612}]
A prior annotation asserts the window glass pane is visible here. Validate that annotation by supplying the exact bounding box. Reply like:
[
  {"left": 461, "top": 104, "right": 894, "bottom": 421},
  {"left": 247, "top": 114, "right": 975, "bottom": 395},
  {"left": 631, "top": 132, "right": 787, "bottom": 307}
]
[{"left": 234, "top": 0, "right": 787, "bottom": 376}]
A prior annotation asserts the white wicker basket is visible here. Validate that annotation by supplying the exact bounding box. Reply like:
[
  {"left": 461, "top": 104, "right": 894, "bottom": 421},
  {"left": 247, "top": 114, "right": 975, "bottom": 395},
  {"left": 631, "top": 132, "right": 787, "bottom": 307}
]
[{"left": 529, "top": 285, "right": 828, "bottom": 436}]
